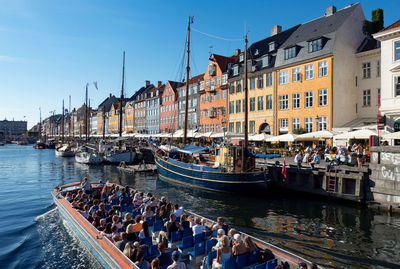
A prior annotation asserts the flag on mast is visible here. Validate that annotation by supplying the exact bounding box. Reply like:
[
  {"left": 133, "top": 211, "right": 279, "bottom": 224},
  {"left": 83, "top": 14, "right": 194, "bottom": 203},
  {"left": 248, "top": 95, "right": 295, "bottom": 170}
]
[
  {"left": 282, "top": 159, "right": 287, "bottom": 179},
  {"left": 93, "top": 81, "right": 98, "bottom": 90}
]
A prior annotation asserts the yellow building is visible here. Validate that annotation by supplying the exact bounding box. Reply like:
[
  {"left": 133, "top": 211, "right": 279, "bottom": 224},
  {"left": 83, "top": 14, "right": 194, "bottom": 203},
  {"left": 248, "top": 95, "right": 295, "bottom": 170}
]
[
  {"left": 108, "top": 103, "right": 121, "bottom": 134},
  {"left": 124, "top": 101, "right": 134, "bottom": 133}
]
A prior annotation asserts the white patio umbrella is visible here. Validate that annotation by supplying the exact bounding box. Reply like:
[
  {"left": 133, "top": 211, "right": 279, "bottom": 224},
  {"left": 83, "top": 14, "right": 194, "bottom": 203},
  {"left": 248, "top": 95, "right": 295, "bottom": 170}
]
[
  {"left": 266, "top": 133, "right": 298, "bottom": 142},
  {"left": 382, "top": 132, "right": 400, "bottom": 140},
  {"left": 195, "top": 132, "right": 213, "bottom": 138},
  {"left": 210, "top": 132, "right": 224, "bottom": 138},
  {"left": 296, "top": 130, "right": 338, "bottom": 140},
  {"left": 334, "top": 129, "right": 377, "bottom": 140},
  {"left": 249, "top": 133, "right": 271, "bottom": 141}
]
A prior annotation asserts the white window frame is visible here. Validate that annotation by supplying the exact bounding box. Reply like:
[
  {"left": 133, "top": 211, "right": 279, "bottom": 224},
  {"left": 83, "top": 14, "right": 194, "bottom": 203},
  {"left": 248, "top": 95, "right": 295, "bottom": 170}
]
[
  {"left": 279, "top": 118, "right": 288, "bottom": 131},
  {"left": 362, "top": 62, "right": 371, "bottom": 78},
  {"left": 305, "top": 117, "right": 313, "bottom": 132},
  {"left": 363, "top": 89, "right": 371, "bottom": 107},
  {"left": 257, "top": 96, "right": 263, "bottom": 111},
  {"left": 305, "top": 91, "right": 313, "bottom": 108},
  {"left": 279, "top": 95, "right": 289, "bottom": 110},
  {"left": 292, "top": 93, "right": 300, "bottom": 109},
  {"left": 318, "top": 89, "right": 328, "bottom": 106},
  {"left": 318, "top": 116, "right": 327, "bottom": 131},
  {"left": 305, "top": 64, "right": 314, "bottom": 80},
  {"left": 292, "top": 118, "right": 300, "bottom": 131},
  {"left": 279, "top": 71, "right": 289, "bottom": 85},
  {"left": 318, "top": 61, "right": 328, "bottom": 77},
  {"left": 292, "top": 67, "right": 300, "bottom": 82}
]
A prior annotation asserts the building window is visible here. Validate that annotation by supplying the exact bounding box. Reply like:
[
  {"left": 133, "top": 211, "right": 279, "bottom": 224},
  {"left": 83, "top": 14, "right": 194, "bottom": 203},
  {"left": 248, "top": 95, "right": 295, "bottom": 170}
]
[
  {"left": 257, "top": 96, "right": 263, "bottom": 111},
  {"left": 318, "top": 89, "right": 328, "bottom": 106},
  {"left": 257, "top": 75, "right": 264, "bottom": 88},
  {"left": 249, "top": 121, "right": 255, "bottom": 134},
  {"left": 262, "top": 56, "right": 269, "bottom": 67},
  {"left": 292, "top": 93, "right": 300, "bottom": 109},
  {"left": 216, "top": 124, "right": 220, "bottom": 133},
  {"left": 266, "top": 73, "right": 272, "bottom": 87},
  {"left": 395, "top": 76, "right": 400, "bottom": 96},
  {"left": 395, "top": 41, "right": 400, "bottom": 61},
  {"left": 378, "top": 88, "right": 381, "bottom": 106},
  {"left": 205, "top": 124, "right": 209, "bottom": 132},
  {"left": 318, "top": 116, "right": 327, "bottom": 131},
  {"left": 269, "top": 42, "right": 275, "bottom": 51},
  {"left": 279, "top": 71, "right": 289, "bottom": 85},
  {"left": 236, "top": 122, "right": 241, "bottom": 133},
  {"left": 216, "top": 76, "right": 220, "bottom": 85},
  {"left": 305, "top": 117, "right": 313, "bottom": 132},
  {"left": 242, "top": 99, "right": 245, "bottom": 112},
  {"left": 305, "top": 91, "right": 313, "bottom": 108},
  {"left": 229, "top": 83, "right": 235, "bottom": 94},
  {"left": 250, "top": 97, "right": 255, "bottom": 112},
  {"left": 215, "top": 91, "right": 220, "bottom": 100},
  {"left": 363, "top": 89, "right": 371, "bottom": 106},
  {"left": 284, "top": 47, "right": 296, "bottom": 59},
  {"left": 229, "top": 122, "right": 234, "bottom": 132},
  {"left": 236, "top": 80, "right": 242, "bottom": 93},
  {"left": 222, "top": 90, "right": 226, "bottom": 99},
  {"left": 377, "top": 60, "right": 380, "bottom": 77},
  {"left": 318, "top": 61, "right": 328, "bottom": 77},
  {"left": 292, "top": 118, "right": 300, "bottom": 131},
  {"left": 210, "top": 78, "right": 215, "bottom": 86},
  {"left": 305, "top": 64, "right": 313, "bottom": 80},
  {"left": 205, "top": 80, "right": 210, "bottom": 88},
  {"left": 308, "top": 38, "right": 322, "bottom": 52},
  {"left": 236, "top": 100, "right": 241, "bottom": 113},
  {"left": 233, "top": 66, "right": 239, "bottom": 76},
  {"left": 222, "top": 74, "right": 227, "bottom": 85},
  {"left": 279, "top": 118, "right": 288, "bottom": 132},
  {"left": 250, "top": 77, "right": 255, "bottom": 90},
  {"left": 200, "top": 81, "right": 204, "bottom": 91},
  {"left": 279, "top": 95, "right": 289, "bottom": 110},
  {"left": 362, "top": 62, "right": 371, "bottom": 78},
  {"left": 292, "top": 67, "right": 300, "bottom": 82},
  {"left": 210, "top": 124, "right": 214, "bottom": 132},
  {"left": 266, "top": 95, "right": 272, "bottom": 110}
]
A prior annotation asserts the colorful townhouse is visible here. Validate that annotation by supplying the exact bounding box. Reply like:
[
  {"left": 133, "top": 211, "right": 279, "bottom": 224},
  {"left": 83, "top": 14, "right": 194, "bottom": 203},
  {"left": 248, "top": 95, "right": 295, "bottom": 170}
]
[
  {"left": 199, "top": 54, "right": 236, "bottom": 133},
  {"left": 134, "top": 81, "right": 154, "bottom": 134},
  {"left": 160, "top": 81, "right": 182, "bottom": 133},
  {"left": 177, "top": 74, "right": 203, "bottom": 130},
  {"left": 97, "top": 94, "right": 119, "bottom": 136},
  {"left": 124, "top": 101, "right": 134, "bottom": 133},
  {"left": 227, "top": 25, "right": 299, "bottom": 135},
  {"left": 89, "top": 110, "right": 97, "bottom": 135},
  {"left": 108, "top": 102, "right": 123, "bottom": 134},
  {"left": 374, "top": 19, "right": 400, "bottom": 134},
  {"left": 146, "top": 82, "right": 164, "bottom": 135}
]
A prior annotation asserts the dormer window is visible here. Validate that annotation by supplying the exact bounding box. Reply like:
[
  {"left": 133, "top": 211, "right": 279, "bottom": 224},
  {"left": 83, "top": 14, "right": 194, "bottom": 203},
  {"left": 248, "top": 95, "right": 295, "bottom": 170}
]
[
  {"left": 239, "top": 53, "right": 244, "bottom": 62},
  {"left": 233, "top": 65, "right": 239, "bottom": 76},
  {"left": 269, "top": 42, "right": 276, "bottom": 52},
  {"left": 254, "top": 49, "right": 259, "bottom": 56},
  {"left": 284, "top": 46, "right": 296, "bottom": 60},
  {"left": 262, "top": 55, "right": 269, "bottom": 67},
  {"left": 309, "top": 38, "right": 323, "bottom": 53}
]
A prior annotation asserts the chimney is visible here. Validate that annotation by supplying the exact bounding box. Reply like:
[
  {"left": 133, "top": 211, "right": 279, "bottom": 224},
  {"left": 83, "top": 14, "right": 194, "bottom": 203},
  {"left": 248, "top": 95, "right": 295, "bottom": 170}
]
[
  {"left": 325, "top": 6, "right": 336, "bottom": 16},
  {"left": 271, "top": 25, "right": 282, "bottom": 36},
  {"left": 157, "top": 81, "right": 162, "bottom": 87},
  {"left": 235, "top": 49, "right": 241, "bottom": 56},
  {"left": 109, "top": 93, "right": 112, "bottom": 98},
  {"left": 145, "top": 80, "right": 150, "bottom": 87}
]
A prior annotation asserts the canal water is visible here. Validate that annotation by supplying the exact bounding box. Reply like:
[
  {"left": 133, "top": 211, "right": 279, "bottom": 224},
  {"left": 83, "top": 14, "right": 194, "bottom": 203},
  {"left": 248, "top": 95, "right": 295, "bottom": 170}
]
[{"left": 0, "top": 144, "right": 399, "bottom": 269}]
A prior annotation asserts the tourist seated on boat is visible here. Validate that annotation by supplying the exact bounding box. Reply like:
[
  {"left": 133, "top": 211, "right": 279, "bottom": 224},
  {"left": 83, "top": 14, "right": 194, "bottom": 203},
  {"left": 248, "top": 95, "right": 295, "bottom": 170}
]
[
  {"left": 212, "top": 217, "right": 229, "bottom": 235},
  {"left": 123, "top": 212, "right": 134, "bottom": 229},
  {"left": 192, "top": 217, "right": 207, "bottom": 236},
  {"left": 123, "top": 242, "right": 133, "bottom": 258},
  {"left": 133, "top": 193, "right": 143, "bottom": 206},
  {"left": 242, "top": 235, "right": 258, "bottom": 252},
  {"left": 112, "top": 215, "right": 123, "bottom": 230},
  {"left": 227, "top": 228, "right": 238, "bottom": 247},
  {"left": 156, "top": 242, "right": 172, "bottom": 267},
  {"left": 109, "top": 190, "right": 120, "bottom": 204},
  {"left": 232, "top": 234, "right": 249, "bottom": 256},
  {"left": 159, "top": 205, "right": 169, "bottom": 220},
  {"left": 142, "top": 205, "right": 154, "bottom": 220},
  {"left": 180, "top": 214, "right": 190, "bottom": 229},
  {"left": 115, "top": 232, "right": 129, "bottom": 251},
  {"left": 100, "top": 184, "right": 111, "bottom": 201},
  {"left": 157, "top": 231, "right": 169, "bottom": 249},
  {"left": 132, "top": 215, "right": 143, "bottom": 233},
  {"left": 98, "top": 218, "right": 107, "bottom": 231},
  {"left": 212, "top": 229, "right": 226, "bottom": 250},
  {"left": 139, "top": 220, "right": 150, "bottom": 240},
  {"left": 212, "top": 235, "right": 232, "bottom": 269},
  {"left": 86, "top": 194, "right": 94, "bottom": 207},
  {"left": 112, "top": 234, "right": 120, "bottom": 244},
  {"left": 88, "top": 211, "right": 100, "bottom": 227},
  {"left": 102, "top": 223, "right": 113, "bottom": 240},
  {"left": 151, "top": 258, "right": 160, "bottom": 269},
  {"left": 111, "top": 225, "right": 120, "bottom": 239},
  {"left": 167, "top": 251, "right": 186, "bottom": 269},
  {"left": 158, "top": 196, "right": 167, "bottom": 208},
  {"left": 149, "top": 196, "right": 158, "bottom": 208},
  {"left": 90, "top": 199, "right": 100, "bottom": 212},
  {"left": 80, "top": 204, "right": 90, "bottom": 219},
  {"left": 298, "top": 263, "right": 307, "bottom": 269},
  {"left": 173, "top": 204, "right": 183, "bottom": 218},
  {"left": 187, "top": 215, "right": 195, "bottom": 227},
  {"left": 65, "top": 192, "right": 72, "bottom": 202},
  {"left": 165, "top": 214, "right": 183, "bottom": 240},
  {"left": 135, "top": 250, "right": 150, "bottom": 269},
  {"left": 126, "top": 223, "right": 138, "bottom": 242}
]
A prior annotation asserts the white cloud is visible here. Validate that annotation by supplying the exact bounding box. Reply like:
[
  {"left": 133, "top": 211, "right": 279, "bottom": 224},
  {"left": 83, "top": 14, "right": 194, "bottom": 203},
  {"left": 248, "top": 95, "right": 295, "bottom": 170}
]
[{"left": 0, "top": 55, "right": 24, "bottom": 63}]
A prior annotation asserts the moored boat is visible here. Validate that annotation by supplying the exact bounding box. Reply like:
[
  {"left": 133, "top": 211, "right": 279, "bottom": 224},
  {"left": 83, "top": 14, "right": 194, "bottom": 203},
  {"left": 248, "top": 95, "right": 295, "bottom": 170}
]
[
  {"left": 53, "top": 181, "right": 317, "bottom": 269},
  {"left": 55, "top": 144, "right": 76, "bottom": 157},
  {"left": 75, "top": 151, "right": 103, "bottom": 164},
  {"left": 104, "top": 150, "right": 136, "bottom": 164}
]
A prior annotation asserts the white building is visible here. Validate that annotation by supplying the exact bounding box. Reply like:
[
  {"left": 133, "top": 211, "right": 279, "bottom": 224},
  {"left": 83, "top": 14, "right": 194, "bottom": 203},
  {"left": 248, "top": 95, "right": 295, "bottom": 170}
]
[{"left": 374, "top": 19, "right": 400, "bottom": 133}]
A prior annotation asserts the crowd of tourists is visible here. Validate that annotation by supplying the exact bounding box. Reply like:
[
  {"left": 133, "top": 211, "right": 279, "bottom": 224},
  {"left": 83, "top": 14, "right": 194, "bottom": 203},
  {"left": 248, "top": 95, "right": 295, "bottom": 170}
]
[{"left": 62, "top": 178, "right": 318, "bottom": 269}]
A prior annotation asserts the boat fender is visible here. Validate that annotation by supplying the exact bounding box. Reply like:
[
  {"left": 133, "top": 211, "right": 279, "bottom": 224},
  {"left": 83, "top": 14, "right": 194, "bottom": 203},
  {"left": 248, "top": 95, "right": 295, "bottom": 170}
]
[{"left": 236, "top": 159, "right": 242, "bottom": 167}]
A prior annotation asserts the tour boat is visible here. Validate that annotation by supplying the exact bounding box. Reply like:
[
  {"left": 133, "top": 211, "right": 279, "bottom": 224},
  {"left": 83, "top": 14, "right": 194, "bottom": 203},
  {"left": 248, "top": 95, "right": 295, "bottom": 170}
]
[
  {"left": 55, "top": 144, "right": 76, "bottom": 157},
  {"left": 53, "top": 181, "right": 317, "bottom": 269},
  {"left": 103, "top": 150, "right": 136, "bottom": 164},
  {"left": 75, "top": 151, "right": 103, "bottom": 165}
]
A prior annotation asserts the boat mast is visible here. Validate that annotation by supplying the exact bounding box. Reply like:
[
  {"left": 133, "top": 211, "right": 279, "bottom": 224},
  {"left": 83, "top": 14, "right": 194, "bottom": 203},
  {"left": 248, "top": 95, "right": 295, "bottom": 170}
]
[
  {"left": 102, "top": 106, "right": 106, "bottom": 140},
  {"left": 242, "top": 34, "right": 248, "bottom": 172},
  {"left": 183, "top": 16, "right": 193, "bottom": 145},
  {"left": 85, "top": 83, "right": 89, "bottom": 142},
  {"left": 69, "top": 95, "right": 71, "bottom": 138},
  {"left": 62, "top": 99, "right": 64, "bottom": 144},
  {"left": 39, "top": 107, "right": 42, "bottom": 141},
  {"left": 119, "top": 51, "right": 125, "bottom": 149}
]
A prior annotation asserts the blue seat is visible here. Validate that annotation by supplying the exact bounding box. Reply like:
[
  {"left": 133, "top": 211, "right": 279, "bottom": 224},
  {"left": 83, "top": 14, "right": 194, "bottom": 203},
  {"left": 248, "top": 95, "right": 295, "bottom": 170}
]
[
  {"left": 127, "top": 205, "right": 134, "bottom": 212},
  {"left": 203, "top": 230, "right": 213, "bottom": 239},
  {"left": 141, "top": 244, "right": 149, "bottom": 258},
  {"left": 252, "top": 262, "right": 266, "bottom": 269},
  {"left": 248, "top": 250, "right": 259, "bottom": 265},
  {"left": 140, "top": 237, "right": 152, "bottom": 246},
  {"left": 177, "top": 236, "right": 194, "bottom": 250},
  {"left": 147, "top": 217, "right": 154, "bottom": 227},
  {"left": 111, "top": 199, "right": 119, "bottom": 205},
  {"left": 194, "top": 233, "right": 205, "bottom": 244},
  {"left": 212, "top": 230, "right": 218, "bottom": 237},
  {"left": 120, "top": 205, "right": 128, "bottom": 212},
  {"left": 152, "top": 220, "right": 164, "bottom": 233},
  {"left": 170, "top": 231, "right": 182, "bottom": 243},
  {"left": 188, "top": 241, "right": 205, "bottom": 257},
  {"left": 159, "top": 266, "right": 168, "bottom": 269},
  {"left": 183, "top": 228, "right": 193, "bottom": 237},
  {"left": 206, "top": 239, "right": 218, "bottom": 253},
  {"left": 131, "top": 210, "right": 141, "bottom": 218},
  {"left": 266, "top": 259, "right": 277, "bottom": 269},
  {"left": 236, "top": 253, "right": 250, "bottom": 268},
  {"left": 104, "top": 204, "right": 112, "bottom": 211},
  {"left": 149, "top": 244, "right": 160, "bottom": 257},
  {"left": 176, "top": 216, "right": 181, "bottom": 223},
  {"left": 223, "top": 258, "right": 237, "bottom": 269},
  {"left": 207, "top": 250, "right": 217, "bottom": 266}
]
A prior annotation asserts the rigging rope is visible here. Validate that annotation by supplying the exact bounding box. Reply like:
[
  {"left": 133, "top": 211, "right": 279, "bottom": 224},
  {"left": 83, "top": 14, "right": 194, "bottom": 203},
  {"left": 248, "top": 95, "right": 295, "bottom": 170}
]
[{"left": 192, "top": 27, "right": 243, "bottom": 42}]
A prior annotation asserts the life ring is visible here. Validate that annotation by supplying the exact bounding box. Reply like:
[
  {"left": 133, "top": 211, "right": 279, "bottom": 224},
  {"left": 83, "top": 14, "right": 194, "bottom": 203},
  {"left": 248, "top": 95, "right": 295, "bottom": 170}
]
[{"left": 236, "top": 159, "right": 242, "bottom": 167}]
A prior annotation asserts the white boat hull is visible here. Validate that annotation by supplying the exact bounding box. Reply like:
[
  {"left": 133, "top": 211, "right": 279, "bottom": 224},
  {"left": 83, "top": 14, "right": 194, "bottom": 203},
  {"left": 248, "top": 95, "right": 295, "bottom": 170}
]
[
  {"left": 104, "top": 151, "right": 135, "bottom": 164},
  {"left": 75, "top": 152, "right": 103, "bottom": 164},
  {"left": 56, "top": 150, "right": 75, "bottom": 157}
]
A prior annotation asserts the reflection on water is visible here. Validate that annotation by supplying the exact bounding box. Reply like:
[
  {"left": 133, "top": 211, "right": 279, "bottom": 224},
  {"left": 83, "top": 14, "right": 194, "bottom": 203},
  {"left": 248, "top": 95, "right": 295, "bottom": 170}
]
[{"left": 0, "top": 145, "right": 399, "bottom": 269}]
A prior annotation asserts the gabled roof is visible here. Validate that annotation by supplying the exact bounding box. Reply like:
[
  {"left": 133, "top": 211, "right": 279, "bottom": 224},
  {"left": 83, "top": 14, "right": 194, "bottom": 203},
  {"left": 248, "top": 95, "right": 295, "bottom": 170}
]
[
  {"left": 98, "top": 95, "right": 120, "bottom": 112},
  {"left": 379, "top": 19, "right": 400, "bottom": 32},
  {"left": 356, "top": 37, "right": 380, "bottom": 53},
  {"left": 130, "top": 84, "right": 155, "bottom": 101},
  {"left": 212, "top": 54, "right": 239, "bottom": 72},
  {"left": 178, "top": 73, "right": 204, "bottom": 88}
]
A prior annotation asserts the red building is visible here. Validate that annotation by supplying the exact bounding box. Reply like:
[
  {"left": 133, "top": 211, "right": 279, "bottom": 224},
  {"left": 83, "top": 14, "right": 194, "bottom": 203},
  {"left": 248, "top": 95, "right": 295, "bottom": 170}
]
[{"left": 160, "top": 81, "right": 182, "bottom": 133}]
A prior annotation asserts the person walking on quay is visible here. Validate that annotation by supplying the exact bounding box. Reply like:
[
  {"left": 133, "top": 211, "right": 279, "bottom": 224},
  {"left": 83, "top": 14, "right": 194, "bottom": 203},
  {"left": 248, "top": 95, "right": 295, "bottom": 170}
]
[
  {"left": 294, "top": 151, "right": 302, "bottom": 170},
  {"left": 310, "top": 151, "right": 320, "bottom": 170},
  {"left": 353, "top": 143, "right": 364, "bottom": 168}
]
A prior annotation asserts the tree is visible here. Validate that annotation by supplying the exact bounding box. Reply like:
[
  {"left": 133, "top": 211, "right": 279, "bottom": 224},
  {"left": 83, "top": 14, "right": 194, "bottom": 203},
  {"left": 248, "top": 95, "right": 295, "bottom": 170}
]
[
  {"left": 363, "top": 8, "right": 384, "bottom": 36},
  {"left": 293, "top": 128, "right": 307, "bottom": 135}
]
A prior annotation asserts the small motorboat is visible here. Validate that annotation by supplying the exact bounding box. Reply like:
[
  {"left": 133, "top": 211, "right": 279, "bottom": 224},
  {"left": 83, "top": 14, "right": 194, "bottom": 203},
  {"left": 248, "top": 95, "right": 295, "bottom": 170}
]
[{"left": 55, "top": 144, "right": 75, "bottom": 157}]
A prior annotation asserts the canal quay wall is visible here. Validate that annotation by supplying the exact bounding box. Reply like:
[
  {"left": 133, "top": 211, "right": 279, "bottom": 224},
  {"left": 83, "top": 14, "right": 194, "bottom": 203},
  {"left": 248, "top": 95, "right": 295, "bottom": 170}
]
[{"left": 369, "top": 146, "right": 400, "bottom": 213}]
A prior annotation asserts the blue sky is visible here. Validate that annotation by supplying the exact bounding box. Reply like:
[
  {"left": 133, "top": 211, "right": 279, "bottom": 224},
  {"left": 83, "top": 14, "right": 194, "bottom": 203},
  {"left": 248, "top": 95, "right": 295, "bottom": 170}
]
[{"left": 0, "top": 0, "right": 398, "bottom": 128}]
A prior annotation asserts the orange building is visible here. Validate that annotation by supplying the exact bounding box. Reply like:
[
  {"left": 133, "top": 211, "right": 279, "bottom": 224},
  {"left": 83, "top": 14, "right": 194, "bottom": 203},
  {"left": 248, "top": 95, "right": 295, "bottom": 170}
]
[{"left": 199, "top": 54, "right": 238, "bottom": 132}]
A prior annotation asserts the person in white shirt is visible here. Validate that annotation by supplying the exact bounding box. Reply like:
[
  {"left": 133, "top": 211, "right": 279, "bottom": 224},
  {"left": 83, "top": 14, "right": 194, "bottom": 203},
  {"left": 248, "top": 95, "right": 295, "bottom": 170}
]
[
  {"left": 173, "top": 204, "right": 183, "bottom": 218},
  {"left": 192, "top": 217, "right": 206, "bottom": 235}
]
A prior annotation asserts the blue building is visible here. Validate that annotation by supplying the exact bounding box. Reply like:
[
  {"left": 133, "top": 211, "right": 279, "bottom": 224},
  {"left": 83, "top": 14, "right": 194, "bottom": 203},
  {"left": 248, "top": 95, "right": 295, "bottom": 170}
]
[{"left": 146, "top": 82, "right": 164, "bottom": 134}]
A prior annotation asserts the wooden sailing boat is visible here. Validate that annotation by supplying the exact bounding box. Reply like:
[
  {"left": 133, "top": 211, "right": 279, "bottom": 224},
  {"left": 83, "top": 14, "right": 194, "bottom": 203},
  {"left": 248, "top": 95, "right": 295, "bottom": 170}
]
[
  {"left": 103, "top": 51, "right": 136, "bottom": 164},
  {"left": 154, "top": 18, "right": 269, "bottom": 193},
  {"left": 34, "top": 107, "right": 46, "bottom": 149},
  {"left": 56, "top": 99, "right": 75, "bottom": 157}
]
